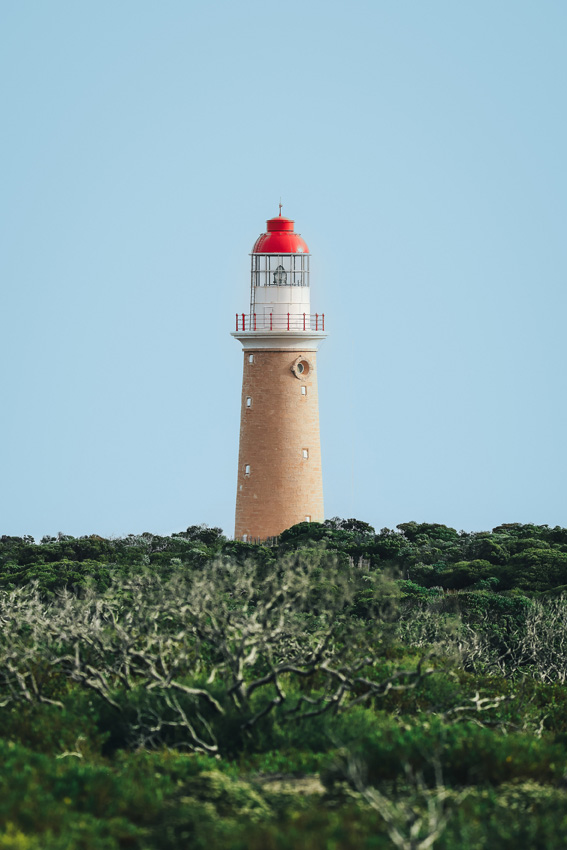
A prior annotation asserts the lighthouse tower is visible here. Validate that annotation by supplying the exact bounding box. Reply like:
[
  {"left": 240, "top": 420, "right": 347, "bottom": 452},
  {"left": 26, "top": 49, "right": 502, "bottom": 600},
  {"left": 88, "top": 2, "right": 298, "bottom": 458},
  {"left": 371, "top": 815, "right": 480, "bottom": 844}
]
[{"left": 232, "top": 212, "right": 327, "bottom": 541}]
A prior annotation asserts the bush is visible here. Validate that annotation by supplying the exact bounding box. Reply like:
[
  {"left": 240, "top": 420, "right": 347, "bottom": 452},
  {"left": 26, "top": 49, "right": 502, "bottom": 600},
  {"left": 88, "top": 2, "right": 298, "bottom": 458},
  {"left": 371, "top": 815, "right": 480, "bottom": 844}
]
[{"left": 324, "top": 717, "right": 566, "bottom": 788}]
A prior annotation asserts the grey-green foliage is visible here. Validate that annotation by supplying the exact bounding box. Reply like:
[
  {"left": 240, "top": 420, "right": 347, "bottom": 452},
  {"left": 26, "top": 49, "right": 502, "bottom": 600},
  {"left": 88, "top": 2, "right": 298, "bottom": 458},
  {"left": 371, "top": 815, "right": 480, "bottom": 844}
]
[
  {"left": 0, "top": 551, "right": 429, "bottom": 755},
  {"left": 398, "top": 593, "right": 567, "bottom": 684}
]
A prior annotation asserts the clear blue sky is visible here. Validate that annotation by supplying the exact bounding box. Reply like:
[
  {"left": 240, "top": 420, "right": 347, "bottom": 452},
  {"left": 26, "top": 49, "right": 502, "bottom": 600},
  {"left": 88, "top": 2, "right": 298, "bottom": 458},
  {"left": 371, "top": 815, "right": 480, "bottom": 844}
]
[{"left": 1, "top": 1, "right": 566, "bottom": 540}]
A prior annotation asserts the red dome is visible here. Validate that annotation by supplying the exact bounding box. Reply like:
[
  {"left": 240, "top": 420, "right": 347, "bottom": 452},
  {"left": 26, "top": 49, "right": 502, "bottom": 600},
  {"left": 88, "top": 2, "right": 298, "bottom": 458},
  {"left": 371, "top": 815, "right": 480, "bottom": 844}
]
[{"left": 252, "top": 215, "right": 310, "bottom": 254}]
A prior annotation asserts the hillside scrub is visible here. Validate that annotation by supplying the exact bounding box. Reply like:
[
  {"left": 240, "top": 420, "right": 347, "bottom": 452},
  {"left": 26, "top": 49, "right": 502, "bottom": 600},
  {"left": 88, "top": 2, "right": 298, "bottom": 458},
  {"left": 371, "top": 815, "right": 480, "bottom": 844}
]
[{"left": 1, "top": 520, "right": 567, "bottom": 848}]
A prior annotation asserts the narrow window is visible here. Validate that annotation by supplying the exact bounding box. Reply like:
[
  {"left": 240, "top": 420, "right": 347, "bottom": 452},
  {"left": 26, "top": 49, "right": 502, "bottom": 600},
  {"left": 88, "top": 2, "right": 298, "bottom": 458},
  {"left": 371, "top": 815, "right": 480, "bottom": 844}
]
[
  {"left": 302, "top": 449, "right": 309, "bottom": 459},
  {"left": 242, "top": 534, "right": 248, "bottom": 542},
  {"left": 245, "top": 464, "right": 251, "bottom": 475},
  {"left": 249, "top": 354, "right": 254, "bottom": 364},
  {"left": 301, "top": 386, "right": 307, "bottom": 396},
  {"left": 246, "top": 397, "right": 252, "bottom": 408},
  {"left": 305, "top": 516, "right": 311, "bottom": 522}
]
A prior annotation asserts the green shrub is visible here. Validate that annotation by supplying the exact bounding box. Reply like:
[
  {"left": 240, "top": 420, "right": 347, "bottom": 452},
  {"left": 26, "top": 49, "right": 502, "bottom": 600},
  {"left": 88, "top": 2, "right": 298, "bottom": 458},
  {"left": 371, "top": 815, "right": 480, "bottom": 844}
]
[{"left": 323, "top": 717, "right": 566, "bottom": 788}]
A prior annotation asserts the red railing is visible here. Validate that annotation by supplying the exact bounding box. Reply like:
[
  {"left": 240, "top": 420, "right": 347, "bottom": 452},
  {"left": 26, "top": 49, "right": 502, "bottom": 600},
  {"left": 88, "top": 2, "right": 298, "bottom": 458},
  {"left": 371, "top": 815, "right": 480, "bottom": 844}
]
[{"left": 235, "top": 313, "right": 325, "bottom": 332}]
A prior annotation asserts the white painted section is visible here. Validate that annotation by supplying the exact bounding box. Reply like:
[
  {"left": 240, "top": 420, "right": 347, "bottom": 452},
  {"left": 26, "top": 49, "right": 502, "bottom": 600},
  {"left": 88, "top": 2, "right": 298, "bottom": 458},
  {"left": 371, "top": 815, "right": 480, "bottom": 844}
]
[
  {"left": 232, "top": 331, "right": 327, "bottom": 351},
  {"left": 254, "top": 284, "right": 310, "bottom": 318}
]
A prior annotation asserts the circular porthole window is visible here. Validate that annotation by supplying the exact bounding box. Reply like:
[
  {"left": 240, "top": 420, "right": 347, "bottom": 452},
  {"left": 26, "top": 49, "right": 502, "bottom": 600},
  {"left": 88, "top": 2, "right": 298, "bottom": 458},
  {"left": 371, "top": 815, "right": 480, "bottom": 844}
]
[{"left": 291, "top": 357, "right": 312, "bottom": 379}]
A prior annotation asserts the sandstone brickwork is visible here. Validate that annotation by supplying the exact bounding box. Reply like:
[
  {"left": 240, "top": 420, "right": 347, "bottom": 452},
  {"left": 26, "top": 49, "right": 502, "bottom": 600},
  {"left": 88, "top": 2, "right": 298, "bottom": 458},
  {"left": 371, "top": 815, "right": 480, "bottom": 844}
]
[{"left": 234, "top": 349, "right": 324, "bottom": 540}]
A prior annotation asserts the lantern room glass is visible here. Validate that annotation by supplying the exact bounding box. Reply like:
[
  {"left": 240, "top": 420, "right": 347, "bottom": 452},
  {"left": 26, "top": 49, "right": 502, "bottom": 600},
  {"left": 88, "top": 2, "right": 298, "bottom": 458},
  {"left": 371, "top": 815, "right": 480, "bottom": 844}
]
[{"left": 251, "top": 253, "right": 310, "bottom": 288}]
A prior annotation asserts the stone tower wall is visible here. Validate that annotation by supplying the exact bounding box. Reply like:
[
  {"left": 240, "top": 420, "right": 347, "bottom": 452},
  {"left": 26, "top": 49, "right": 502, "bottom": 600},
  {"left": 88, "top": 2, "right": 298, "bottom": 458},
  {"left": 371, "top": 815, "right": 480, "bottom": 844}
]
[{"left": 235, "top": 348, "right": 324, "bottom": 540}]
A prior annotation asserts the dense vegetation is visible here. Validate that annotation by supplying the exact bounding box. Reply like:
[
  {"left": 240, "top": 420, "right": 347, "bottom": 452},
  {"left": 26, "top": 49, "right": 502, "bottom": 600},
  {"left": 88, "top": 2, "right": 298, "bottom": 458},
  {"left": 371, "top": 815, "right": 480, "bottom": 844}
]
[{"left": 2, "top": 519, "right": 567, "bottom": 848}]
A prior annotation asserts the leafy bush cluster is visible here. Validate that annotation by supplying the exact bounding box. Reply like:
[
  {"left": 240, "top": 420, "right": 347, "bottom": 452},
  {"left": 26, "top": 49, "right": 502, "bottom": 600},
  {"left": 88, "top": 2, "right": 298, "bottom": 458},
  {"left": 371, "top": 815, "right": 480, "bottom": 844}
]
[{"left": 2, "top": 519, "right": 567, "bottom": 848}]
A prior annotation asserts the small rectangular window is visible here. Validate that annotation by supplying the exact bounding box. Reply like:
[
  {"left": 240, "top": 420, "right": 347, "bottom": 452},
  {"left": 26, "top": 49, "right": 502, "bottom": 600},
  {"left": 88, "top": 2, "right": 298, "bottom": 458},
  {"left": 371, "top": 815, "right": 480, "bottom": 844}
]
[
  {"left": 242, "top": 534, "right": 248, "bottom": 542},
  {"left": 245, "top": 464, "right": 251, "bottom": 475},
  {"left": 249, "top": 354, "right": 254, "bottom": 364},
  {"left": 302, "top": 449, "right": 309, "bottom": 459},
  {"left": 301, "top": 386, "right": 307, "bottom": 396},
  {"left": 246, "top": 397, "right": 252, "bottom": 407},
  {"left": 305, "top": 516, "right": 311, "bottom": 522}
]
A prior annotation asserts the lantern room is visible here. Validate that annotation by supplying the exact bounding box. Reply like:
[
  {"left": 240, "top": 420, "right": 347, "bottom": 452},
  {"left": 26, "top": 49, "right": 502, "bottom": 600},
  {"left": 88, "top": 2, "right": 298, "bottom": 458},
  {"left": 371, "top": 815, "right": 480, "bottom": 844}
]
[
  {"left": 251, "top": 252, "right": 310, "bottom": 289},
  {"left": 234, "top": 211, "right": 325, "bottom": 335},
  {"left": 250, "top": 215, "right": 310, "bottom": 289},
  {"left": 248, "top": 214, "right": 313, "bottom": 326}
]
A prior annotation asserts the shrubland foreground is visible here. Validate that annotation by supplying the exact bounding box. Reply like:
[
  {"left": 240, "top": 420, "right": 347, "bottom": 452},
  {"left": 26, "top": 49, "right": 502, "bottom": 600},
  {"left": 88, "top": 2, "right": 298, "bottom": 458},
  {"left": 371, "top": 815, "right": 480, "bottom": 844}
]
[{"left": 1, "top": 519, "right": 567, "bottom": 848}]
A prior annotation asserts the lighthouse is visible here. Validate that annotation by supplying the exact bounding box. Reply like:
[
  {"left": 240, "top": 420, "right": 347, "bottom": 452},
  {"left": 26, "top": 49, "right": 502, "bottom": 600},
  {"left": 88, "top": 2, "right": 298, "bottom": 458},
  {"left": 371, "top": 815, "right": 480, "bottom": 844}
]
[{"left": 232, "top": 211, "right": 327, "bottom": 541}]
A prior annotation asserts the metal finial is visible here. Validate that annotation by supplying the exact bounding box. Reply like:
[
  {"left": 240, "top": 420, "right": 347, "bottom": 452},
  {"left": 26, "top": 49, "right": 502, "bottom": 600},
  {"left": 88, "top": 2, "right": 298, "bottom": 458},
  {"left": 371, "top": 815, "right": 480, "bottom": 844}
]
[{"left": 279, "top": 199, "right": 282, "bottom": 216}]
